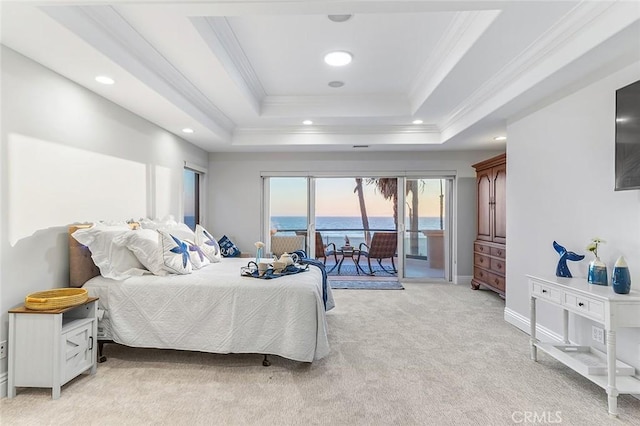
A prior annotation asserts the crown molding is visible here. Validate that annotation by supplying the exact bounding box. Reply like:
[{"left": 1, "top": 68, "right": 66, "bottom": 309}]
[
  {"left": 262, "top": 95, "right": 411, "bottom": 117},
  {"left": 408, "top": 9, "right": 501, "bottom": 114},
  {"left": 235, "top": 124, "right": 439, "bottom": 136},
  {"left": 440, "top": 1, "right": 632, "bottom": 138},
  {"left": 41, "top": 5, "right": 234, "bottom": 139},
  {"left": 191, "top": 16, "right": 266, "bottom": 113}
]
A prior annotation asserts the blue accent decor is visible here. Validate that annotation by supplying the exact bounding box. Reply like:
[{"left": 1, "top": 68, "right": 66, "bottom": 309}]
[
  {"left": 553, "top": 241, "right": 585, "bottom": 278},
  {"left": 612, "top": 266, "right": 631, "bottom": 294},
  {"left": 587, "top": 257, "right": 608, "bottom": 286},
  {"left": 169, "top": 235, "right": 190, "bottom": 268},
  {"left": 188, "top": 243, "right": 206, "bottom": 262},
  {"left": 218, "top": 235, "right": 241, "bottom": 257}
]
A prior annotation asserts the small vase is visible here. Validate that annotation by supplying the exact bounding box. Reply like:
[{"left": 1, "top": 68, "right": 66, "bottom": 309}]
[
  {"left": 588, "top": 257, "right": 608, "bottom": 286},
  {"left": 255, "top": 247, "right": 262, "bottom": 264},
  {"left": 612, "top": 256, "right": 631, "bottom": 294}
]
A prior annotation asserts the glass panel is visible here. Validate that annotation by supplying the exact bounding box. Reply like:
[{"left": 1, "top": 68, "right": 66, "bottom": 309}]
[
  {"left": 268, "top": 177, "right": 308, "bottom": 253},
  {"left": 183, "top": 169, "right": 199, "bottom": 230},
  {"left": 316, "top": 177, "right": 397, "bottom": 277},
  {"left": 404, "top": 178, "right": 446, "bottom": 279}
]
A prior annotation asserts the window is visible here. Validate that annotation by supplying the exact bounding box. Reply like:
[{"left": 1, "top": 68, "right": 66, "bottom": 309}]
[{"left": 183, "top": 169, "right": 200, "bottom": 230}]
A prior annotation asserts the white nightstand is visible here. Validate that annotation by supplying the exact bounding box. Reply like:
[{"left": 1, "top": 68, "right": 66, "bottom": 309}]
[{"left": 8, "top": 297, "right": 98, "bottom": 399}]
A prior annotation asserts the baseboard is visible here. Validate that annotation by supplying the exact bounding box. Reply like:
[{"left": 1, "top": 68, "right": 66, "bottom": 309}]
[
  {"left": 504, "top": 307, "right": 563, "bottom": 342},
  {"left": 455, "top": 275, "right": 472, "bottom": 286},
  {"left": 0, "top": 372, "right": 7, "bottom": 398}
]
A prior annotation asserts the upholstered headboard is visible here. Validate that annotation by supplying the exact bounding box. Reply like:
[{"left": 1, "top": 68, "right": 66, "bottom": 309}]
[{"left": 69, "top": 224, "right": 100, "bottom": 288}]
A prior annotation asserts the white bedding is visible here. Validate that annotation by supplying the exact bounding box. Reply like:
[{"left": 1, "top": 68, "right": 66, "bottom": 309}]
[{"left": 83, "top": 258, "right": 334, "bottom": 362}]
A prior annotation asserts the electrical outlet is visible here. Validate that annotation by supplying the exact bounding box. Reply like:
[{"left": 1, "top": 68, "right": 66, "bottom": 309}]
[
  {"left": 0, "top": 340, "right": 6, "bottom": 359},
  {"left": 592, "top": 326, "right": 605, "bottom": 344}
]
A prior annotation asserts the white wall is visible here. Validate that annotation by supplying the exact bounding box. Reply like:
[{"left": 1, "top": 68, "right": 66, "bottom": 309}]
[
  {"left": 207, "top": 151, "right": 498, "bottom": 280},
  {"left": 506, "top": 60, "right": 640, "bottom": 370},
  {"left": 0, "top": 47, "right": 208, "bottom": 392}
]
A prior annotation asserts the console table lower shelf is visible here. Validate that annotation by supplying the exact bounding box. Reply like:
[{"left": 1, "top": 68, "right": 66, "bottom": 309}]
[{"left": 534, "top": 343, "right": 640, "bottom": 394}]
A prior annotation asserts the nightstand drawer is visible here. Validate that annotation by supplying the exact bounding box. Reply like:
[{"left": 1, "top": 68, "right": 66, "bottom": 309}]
[
  {"left": 531, "top": 282, "right": 562, "bottom": 304},
  {"left": 564, "top": 293, "right": 604, "bottom": 321},
  {"left": 474, "top": 253, "right": 490, "bottom": 268}
]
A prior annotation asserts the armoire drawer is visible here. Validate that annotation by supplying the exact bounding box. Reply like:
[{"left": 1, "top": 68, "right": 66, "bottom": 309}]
[
  {"left": 490, "top": 246, "right": 506, "bottom": 258},
  {"left": 474, "top": 243, "right": 491, "bottom": 255},
  {"left": 490, "top": 258, "right": 505, "bottom": 275},
  {"left": 474, "top": 253, "right": 490, "bottom": 268}
]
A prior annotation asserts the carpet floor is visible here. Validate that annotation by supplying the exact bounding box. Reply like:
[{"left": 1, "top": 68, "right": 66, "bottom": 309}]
[{"left": 2, "top": 284, "right": 639, "bottom": 425}]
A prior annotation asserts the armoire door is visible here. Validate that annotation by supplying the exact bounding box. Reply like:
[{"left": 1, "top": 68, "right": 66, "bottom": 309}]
[
  {"left": 492, "top": 164, "right": 507, "bottom": 244},
  {"left": 476, "top": 169, "right": 492, "bottom": 242}
]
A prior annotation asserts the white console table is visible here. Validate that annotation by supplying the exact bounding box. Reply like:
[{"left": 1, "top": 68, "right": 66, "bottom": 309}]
[{"left": 528, "top": 275, "right": 640, "bottom": 417}]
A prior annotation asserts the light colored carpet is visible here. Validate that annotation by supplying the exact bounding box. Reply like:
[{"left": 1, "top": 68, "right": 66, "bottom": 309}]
[{"left": 2, "top": 284, "right": 639, "bottom": 425}]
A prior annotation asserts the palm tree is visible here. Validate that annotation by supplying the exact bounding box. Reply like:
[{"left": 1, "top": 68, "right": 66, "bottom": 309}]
[{"left": 354, "top": 178, "right": 371, "bottom": 245}]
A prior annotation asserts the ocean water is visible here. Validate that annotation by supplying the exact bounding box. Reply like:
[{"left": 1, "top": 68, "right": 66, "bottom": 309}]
[{"left": 271, "top": 216, "right": 443, "bottom": 255}]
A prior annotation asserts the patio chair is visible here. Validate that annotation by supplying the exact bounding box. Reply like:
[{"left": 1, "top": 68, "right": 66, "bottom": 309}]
[
  {"left": 271, "top": 235, "right": 306, "bottom": 257},
  {"left": 356, "top": 232, "right": 398, "bottom": 275},
  {"left": 316, "top": 232, "right": 338, "bottom": 270}
]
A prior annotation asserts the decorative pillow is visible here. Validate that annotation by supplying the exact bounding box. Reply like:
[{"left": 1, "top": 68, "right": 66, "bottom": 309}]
[
  {"left": 158, "top": 230, "right": 192, "bottom": 274},
  {"left": 139, "top": 216, "right": 195, "bottom": 241},
  {"left": 194, "top": 225, "right": 222, "bottom": 263},
  {"left": 72, "top": 224, "right": 146, "bottom": 280},
  {"left": 184, "top": 239, "right": 210, "bottom": 269},
  {"left": 218, "top": 234, "right": 241, "bottom": 258},
  {"left": 113, "top": 229, "right": 167, "bottom": 276}
]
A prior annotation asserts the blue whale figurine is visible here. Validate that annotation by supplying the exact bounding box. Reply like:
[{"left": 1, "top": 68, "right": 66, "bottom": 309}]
[{"left": 553, "top": 241, "right": 585, "bottom": 278}]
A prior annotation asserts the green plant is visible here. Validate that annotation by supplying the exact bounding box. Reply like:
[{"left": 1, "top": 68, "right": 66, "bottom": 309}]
[{"left": 586, "top": 237, "right": 605, "bottom": 258}]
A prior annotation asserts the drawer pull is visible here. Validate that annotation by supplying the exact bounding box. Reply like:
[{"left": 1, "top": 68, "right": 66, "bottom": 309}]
[
  {"left": 542, "top": 289, "right": 547, "bottom": 293},
  {"left": 578, "top": 302, "right": 584, "bottom": 307}
]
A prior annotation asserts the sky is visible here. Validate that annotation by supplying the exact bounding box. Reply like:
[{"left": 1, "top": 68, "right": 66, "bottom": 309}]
[{"left": 270, "top": 177, "right": 445, "bottom": 217}]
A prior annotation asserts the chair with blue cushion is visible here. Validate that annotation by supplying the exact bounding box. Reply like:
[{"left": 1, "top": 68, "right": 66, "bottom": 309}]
[{"left": 356, "top": 232, "right": 398, "bottom": 275}]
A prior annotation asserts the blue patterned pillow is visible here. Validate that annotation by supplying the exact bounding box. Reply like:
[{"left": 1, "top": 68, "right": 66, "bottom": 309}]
[
  {"left": 218, "top": 235, "right": 241, "bottom": 257},
  {"left": 194, "top": 225, "right": 222, "bottom": 263},
  {"left": 158, "top": 230, "right": 193, "bottom": 274}
]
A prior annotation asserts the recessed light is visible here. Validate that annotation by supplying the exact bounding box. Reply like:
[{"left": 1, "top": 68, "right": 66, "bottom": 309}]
[
  {"left": 353, "top": 145, "right": 369, "bottom": 149},
  {"left": 303, "top": 120, "right": 313, "bottom": 125},
  {"left": 182, "top": 128, "right": 194, "bottom": 134},
  {"left": 493, "top": 136, "right": 507, "bottom": 141},
  {"left": 412, "top": 119, "right": 424, "bottom": 125},
  {"left": 328, "top": 81, "right": 345, "bottom": 88},
  {"left": 328, "top": 14, "right": 352, "bottom": 23},
  {"left": 616, "top": 117, "right": 628, "bottom": 123},
  {"left": 95, "top": 75, "right": 114, "bottom": 85},
  {"left": 324, "top": 51, "right": 352, "bottom": 67}
]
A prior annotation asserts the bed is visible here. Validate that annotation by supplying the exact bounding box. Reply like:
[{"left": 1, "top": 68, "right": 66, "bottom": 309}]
[{"left": 69, "top": 224, "right": 334, "bottom": 364}]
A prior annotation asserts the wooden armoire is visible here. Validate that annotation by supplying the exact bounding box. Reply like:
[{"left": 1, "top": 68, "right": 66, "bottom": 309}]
[{"left": 471, "top": 153, "right": 506, "bottom": 297}]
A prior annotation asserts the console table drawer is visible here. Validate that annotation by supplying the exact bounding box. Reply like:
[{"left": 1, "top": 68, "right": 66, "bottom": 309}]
[
  {"left": 564, "top": 293, "right": 604, "bottom": 321},
  {"left": 531, "top": 281, "right": 562, "bottom": 303},
  {"left": 474, "top": 253, "right": 490, "bottom": 268}
]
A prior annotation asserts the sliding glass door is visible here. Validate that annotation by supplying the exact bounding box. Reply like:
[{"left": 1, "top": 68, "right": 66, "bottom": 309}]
[
  {"left": 263, "top": 174, "right": 452, "bottom": 281},
  {"left": 402, "top": 178, "right": 452, "bottom": 280}
]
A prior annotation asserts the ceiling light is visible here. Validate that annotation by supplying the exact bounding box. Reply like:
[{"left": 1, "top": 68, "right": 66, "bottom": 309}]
[
  {"left": 328, "top": 14, "right": 352, "bottom": 23},
  {"left": 302, "top": 120, "right": 313, "bottom": 125},
  {"left": 95, "top": 75, "right": 114, "bottom": 85},
  {"left": 616, "top": 117, "right": 628, "bottom": 123},
  {"left": 493, "top": 136, "right": 507, "bottom": 141},
  {"left": 412, "top": 119, "right": 424, "bottom": 125},
  {"left": 182, "top": 128, "right": 194, "bottom": 134},
  {"left": 328, "top": 81, "right": 345, "bottom": 88},
  {"left": 353, "top": 145, "right": 369, "bottom": 149},
  {"left": 324, "top": 51, "right": 352, "bottom": 67}
]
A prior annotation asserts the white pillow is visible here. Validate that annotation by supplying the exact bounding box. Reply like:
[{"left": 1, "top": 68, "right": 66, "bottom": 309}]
[
  {"left": 194, "top": 225, "right": 222, "bottom": 263},
  {"left": 72, "top": 224, "right": 146, "bottom": 280},
  {"left": 158, "top": 230, "right": 192, "bottom": 275},
  {"left": 139, "top": 217, "right": 195, "bottom": 241},
  {"left": 114, "top": 229, "right": 167, "bottom": 276},
  {"left": 184, "top": 239, "right": 210, "bottom": 269}
]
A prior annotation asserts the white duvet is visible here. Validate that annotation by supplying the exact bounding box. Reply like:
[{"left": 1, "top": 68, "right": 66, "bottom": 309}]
[{"left": 83, "top": 258, "right": 334, "bottom": 362}]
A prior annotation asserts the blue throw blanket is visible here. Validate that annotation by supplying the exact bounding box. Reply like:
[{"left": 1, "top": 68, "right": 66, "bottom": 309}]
[{"left": 293, "top": 250, "right": 328, "bottom": 311}]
